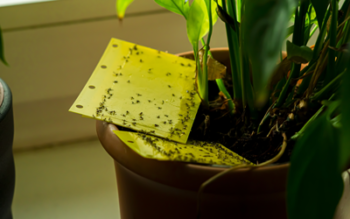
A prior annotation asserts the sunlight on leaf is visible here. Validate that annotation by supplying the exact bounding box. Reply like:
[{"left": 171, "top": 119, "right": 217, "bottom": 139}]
[
  {"left": 187, "top": 0, "right": 218, "bottom": 51},
  {"left": 116, "top": 0, "right": 134, "bottom": 20},
  {"left": 154, "top": 0, "right": 190, "bottom": 19}
]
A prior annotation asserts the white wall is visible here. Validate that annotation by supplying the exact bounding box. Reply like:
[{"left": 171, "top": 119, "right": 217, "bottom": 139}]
[{"left": 0, "top": 0, "right": 228, "bottom": 150}]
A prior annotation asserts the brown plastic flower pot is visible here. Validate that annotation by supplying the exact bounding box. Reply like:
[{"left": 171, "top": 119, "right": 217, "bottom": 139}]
[{"left": 96, "top": 48, "right": 291, "bottom": 219}]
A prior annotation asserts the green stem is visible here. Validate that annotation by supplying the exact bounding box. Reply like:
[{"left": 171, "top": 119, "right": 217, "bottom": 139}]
[
  {"left": 324, "top": 0, "right": 338, "bottom": 85},
  {"left": 311, "top": 71, "right": 344, "bottom": 101},
  {"left": 239, "top": 0, "right": 256, "bottom": 119},
  {"left": 222, "top": 0, "right": 242, "bottom": 100},
  {"left": 291, "top": 93, "right": 336, "bottom": 140},
  {"left": 236, "top": 0, "right": 242, "bottom": 22},
  {"left": 200, "top": 39, "right": 235, "bottom": 115}
]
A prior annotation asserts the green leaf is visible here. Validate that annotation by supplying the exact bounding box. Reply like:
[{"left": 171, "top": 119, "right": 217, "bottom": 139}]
[
  {"left": 286, "top": 40, "right": 313, "bottom": 64},
  {"left": 310, "top": 0, "right": 330, "bottom": 28},
  {"left": 187, "top": 0, "right": 218, "bottom": 48},
  {"left": 287, "top": 102, "right": 344, "bottom": 219},
  {"left": 0, "top": 27, "right": 8, "bottom": 66},
  {"left": 243, "top": 0, "right": 297, "bottom": 102},
  {"left": 116, "top": 0, "right": 134, "bottom": 20},
  {"left": 340, "top": 49, "right": 350, "bottom": 169},
  {"left": 154, "top": 0, "right": 190, "bottom": 19}
]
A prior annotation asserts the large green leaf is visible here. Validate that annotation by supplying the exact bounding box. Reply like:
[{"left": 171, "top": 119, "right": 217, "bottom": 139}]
[
  {"left": 186, "top": 0, "right": 218, "bottom": 50},
  {"left": 116, "top": 0, "right": 134, "bottom": 20},
  {"left": 310, "top": 0, "right": 330, "bottom": 28},
  {"left": 154, "top": 0, "right": 190, "bottom": 19},
  {"left": 287, "top": 101, "right": 344, "bottom": 219},
  {"left": 0, "top": 27, "right": 8, "bottom": 66},
  {"left": 242, "top": 0, "right": 296, "bottom": 102}
]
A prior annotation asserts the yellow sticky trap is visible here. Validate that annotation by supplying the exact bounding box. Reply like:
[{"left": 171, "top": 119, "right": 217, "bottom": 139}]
[
  {"left": 69, "top": 38, "right": 201, "bottom": 143},
  {"left": 115, "top": 130, "right": 255, "bottom": 166}
]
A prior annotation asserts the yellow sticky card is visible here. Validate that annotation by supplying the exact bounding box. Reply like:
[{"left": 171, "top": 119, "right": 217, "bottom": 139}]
[
  {"left": 69, "top": 38, "right": 201, "bottom": 143},
  {"left": 114, "top": 130, "right": 254, "bottom": 166}
]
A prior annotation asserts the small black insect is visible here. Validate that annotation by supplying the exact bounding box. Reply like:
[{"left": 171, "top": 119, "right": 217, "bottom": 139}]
[
  {"left": 168, "top": 85, "right": 171, "bottom": 88},
  {"left": 126, "top": 111, "right": 129, "bottom": 115},
  {"left": 155, "top": 124, "right": 159, "bottom": 127},
  {"left": 172, "top": 94, "right": 175, "bottom": 97},
  {"left": 131, "top": 97, "right": 134, "bottom": 100},
  {"left": 158, "top": 107, "right": 162, "bottom": 109},
  {"left": 127, "top": 80, "right": 130, "bottom": 83},
  {"left": 140, "top": 59, "right": 143, "bottom": 63},
  {"left": 132, "top": 122, "right": 136, "bottom": 126},
  {"left": 136, "top": 100, "right": 140, "bottom": 103},
  {"left": 114, "top": 81, "right": 118, "bottom": 83},
  {"left": 137, "top": 93, "right": 142, "bottom": 96},
  {"left": 180, "top": 63, "right": 184, "bottom": 66}
]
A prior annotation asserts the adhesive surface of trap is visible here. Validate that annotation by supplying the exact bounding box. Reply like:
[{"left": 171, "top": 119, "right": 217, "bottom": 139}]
[
  {"left": 69, "top": 38, "right": 201, "bottom": 143},
  {"left": 115, "top": 131, "right": 255, "bottom": 166}
]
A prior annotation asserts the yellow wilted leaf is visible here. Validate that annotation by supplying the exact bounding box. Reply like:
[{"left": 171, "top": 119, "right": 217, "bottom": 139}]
[{"left": 198, "top": 49, "right": 227, "bottom": 80}]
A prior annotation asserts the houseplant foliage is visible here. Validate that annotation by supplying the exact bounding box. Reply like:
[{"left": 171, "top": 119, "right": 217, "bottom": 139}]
[{"left": 117, "top": 0, "right": 350, "bottom": 218}]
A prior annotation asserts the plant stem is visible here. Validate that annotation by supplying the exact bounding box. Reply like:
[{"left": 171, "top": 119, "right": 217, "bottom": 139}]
[
  {"left": 200, "top": 0, "right": 215, "bottom": 107},
  {"left": 291, "top": 93, "right": 336, "bottom": 140},
  {"left": 239, "top": 0, "right": 256, "bottom": 119},
  {"left": 324, "top": 0, "right": 338, "bottom": 85},
  {"left": 222, "top": 0, "right": 242, "bottom": 100},
  {"left": 311, "top": 70, "right": 344, "bottom": 101}
]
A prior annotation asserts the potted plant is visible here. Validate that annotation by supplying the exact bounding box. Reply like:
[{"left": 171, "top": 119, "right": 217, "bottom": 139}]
[
  {"left": 0, "top": 26, "right": 15, "bottom": 219},
  {"left": 72, "top": 0, "right": 350, "bottom": 218}
]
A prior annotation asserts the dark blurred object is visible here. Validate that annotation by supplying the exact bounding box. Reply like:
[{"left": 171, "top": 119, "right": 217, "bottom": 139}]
[{"left": 0, "top": 78, "right": 15, "bottom": 219}]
